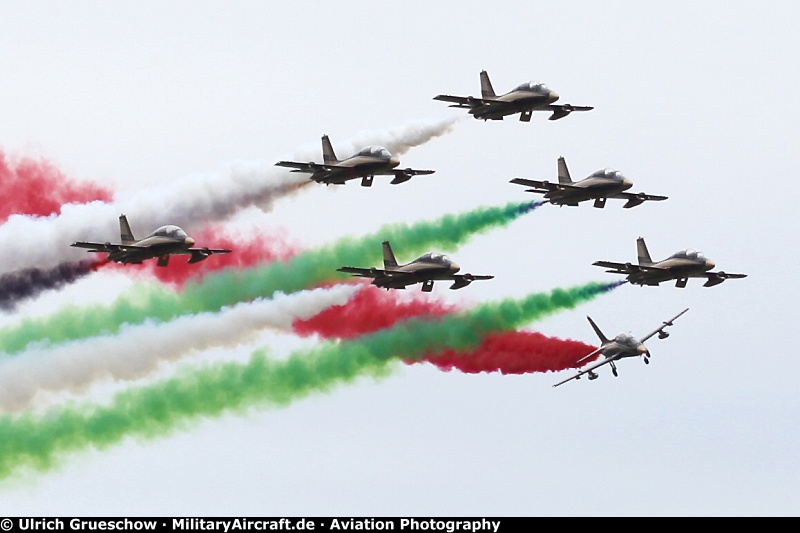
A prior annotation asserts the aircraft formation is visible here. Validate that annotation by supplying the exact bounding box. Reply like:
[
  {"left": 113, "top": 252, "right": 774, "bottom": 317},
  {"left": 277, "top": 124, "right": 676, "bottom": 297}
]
[{"left": 68, "top": 69, "right": 747, "bottom": 389}]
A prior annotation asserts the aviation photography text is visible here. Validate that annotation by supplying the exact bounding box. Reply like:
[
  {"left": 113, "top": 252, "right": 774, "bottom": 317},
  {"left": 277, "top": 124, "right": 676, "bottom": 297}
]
[{"left": 7, "top": 519, "right": 503, "bottom": 533}]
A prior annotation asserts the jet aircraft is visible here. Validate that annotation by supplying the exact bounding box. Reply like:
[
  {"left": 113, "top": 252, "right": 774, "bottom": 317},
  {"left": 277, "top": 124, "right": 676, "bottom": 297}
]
[
  {"left": 510, "top": 157, "right": 668, "bottom": 208},
  {"left": 71, "top": 215, "right": 232, "bottom": 267},
  {"left": 593, "top": 237, "right": 747, "bottom": 287},
  {"left": 433, "top": 70, "right": 593, "bottom": 122},
  {"left": 337, "top": 240, "right": 493, "bottom": 292},
  {"left": 274, "top": 135, "right": 434, "bottom": 187},
  {"left": 553, "top": 308, "right": 689, "bottom": 387}
]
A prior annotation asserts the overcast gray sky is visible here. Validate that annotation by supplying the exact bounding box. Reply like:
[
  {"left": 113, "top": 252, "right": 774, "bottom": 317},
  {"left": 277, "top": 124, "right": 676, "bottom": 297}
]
[{"left": 0, "top": 0, "right": 797, "bottom": 517}]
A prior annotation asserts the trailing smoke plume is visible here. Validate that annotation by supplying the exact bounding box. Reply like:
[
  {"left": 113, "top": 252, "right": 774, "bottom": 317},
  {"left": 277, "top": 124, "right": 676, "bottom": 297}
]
[
  {"left": 421, "top": 330, "right": 596, "bottom": 374},
  {"left": 0, "top": 151, "right": 111, "bottom": 222},
  {"left": 0, "top": 285, "right": 358, "bottom": 412},
  {"left": 0, "top": 259, "right": 108, "bottom": 312},
  {"left": 0, "top": 118, "right": 458, "bottom": 275},
  {"left": 0, "top": 280, "right": 617, "bottom": 479},
  {"left": 293, "top": 284, "right": 456, "bottom": 339},
  {"left": 0, "top": 200, "right": 539, "bottom": 355},
  {"left": 115, "top": 224, "right": 300, "bottom": 287}
]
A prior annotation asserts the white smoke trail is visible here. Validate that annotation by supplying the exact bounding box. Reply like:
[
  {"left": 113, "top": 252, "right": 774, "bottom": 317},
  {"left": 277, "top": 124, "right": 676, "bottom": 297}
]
[
  {"left": 0, "top": 117, "right": 457, "bottom": 275},
  {"left": 0, "top": 284, "right": 360, "bottom": 412}
]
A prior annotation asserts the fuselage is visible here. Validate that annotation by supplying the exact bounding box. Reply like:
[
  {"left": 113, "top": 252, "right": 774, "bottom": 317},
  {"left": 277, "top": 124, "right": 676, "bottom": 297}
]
[
  {"left": 630, "top": 250, "right": 715, "bottom": 285},
  {"left": 312, "top": 145, "right": 400, "bottom": 183},
  {"left": 109, "top": 225, "right": 195, "bottom": 263},
  {"left": 472, "top": 82, "right": 560, "bottom": 120},
  {"left": 374, "top": 252, "right": 460, "bottom": 289},
  {"left": 549, "top": 170, "right": 633, "bottom": 205},
  {"left": 601, "top": 333, "right": 648, "bottom": 361}
]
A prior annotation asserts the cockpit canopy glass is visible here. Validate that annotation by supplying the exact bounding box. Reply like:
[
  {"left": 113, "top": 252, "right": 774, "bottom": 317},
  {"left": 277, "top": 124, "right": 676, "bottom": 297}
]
[
  {"left": 149, "top": 225, "right": 188, "bottom": 240},
  {"left": 417, "top": 252, "right": 449, "bottom": 264},
  {"left": 670, "top": 249, "right": 707, "bottom": 261},
  {"left": 514, "top": 81, "right": 548, "bottom": 93},
  {"left": 589, "top": 168, "right": 624, "bottom": 181},
  {"left": 357, "top": 145, "right": 392, "bottom": 160}
]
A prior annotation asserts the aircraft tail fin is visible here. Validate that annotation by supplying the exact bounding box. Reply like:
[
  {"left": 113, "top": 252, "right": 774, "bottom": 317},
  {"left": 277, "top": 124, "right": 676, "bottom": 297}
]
[
  {"left": 480, "top": 70, "right": 496, "bottom": 99},
  {"left": 587, "top": 316, "right": 610, "bottom": 344},
  {"left": 557, "top": 156, "right": 572, "bottom": 184},
  {"left": 119, "top": 214, "right": 135, "bottom": 244},
  {"left": 321, "top": 134, "right": 338, "bottom": 164},
  {"left": 382, "top": 240, "right": 399, "bottom": 269},
  {"left": 637, "top": 236, "right": 653, "bottom": 265}
]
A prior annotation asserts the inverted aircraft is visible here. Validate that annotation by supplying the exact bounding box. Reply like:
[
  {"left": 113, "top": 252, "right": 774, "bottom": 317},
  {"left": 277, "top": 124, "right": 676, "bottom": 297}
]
[
  {"left": 275, "top": 135, "right": 435, "bottom": 187},
  {"left": 337, "top": 240, "right": 493, "bottom": 292},
  {"left": 553, "top": 308, "right": 689, "bottom": 387},
  {"left": 510, "top": 157, "right": 668, "bottom": 208},
  {"left": 593, "top": 237, "right": 747, "bottom": 287},
  {"left": 71, "top": 215, "right": 232, "bottom": 267},
  {"left": 433, "top": 70, "right": 593, "bottom": 122}
]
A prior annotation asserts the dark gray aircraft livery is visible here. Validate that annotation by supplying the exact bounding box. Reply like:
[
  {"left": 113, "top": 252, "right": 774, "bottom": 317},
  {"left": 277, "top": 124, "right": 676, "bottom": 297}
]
[
  {"left": 511, "top": 157, "right": 667, "bottom": 208},
  {"left": 593, "top": 237, "right": 747, "bottom": 287},
  {"left": 337, "top": 240, "right": 493, "bottom": 292},
  {"left": 434, "top": 70, "right": 593, "bottom": 122},
  {"left": 553, "top": 308, "right": 689, "bottom": 387},
  {"left": 71, "top": 215, "right": 231, "bottom": 267},
  {"left": 275, "top": 135, "right": 434, "bottom": 187}
]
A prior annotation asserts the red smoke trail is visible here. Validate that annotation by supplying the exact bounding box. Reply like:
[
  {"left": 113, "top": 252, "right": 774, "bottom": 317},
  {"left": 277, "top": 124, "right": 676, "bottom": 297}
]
[
  {"left": 0, "top": 151, "right": 111, "bottom": 221},
  {"left": 108, "top": 225, "right": 300, "bottom": 286},
  {"left": 419, "top": 330, "right": 597, "bottom": 374},
  {"left": 293, "top": 284, "right": 457, "bottom": 338},
  {"left": 294, "top": 284, "right": 599, "bottom": 374}
]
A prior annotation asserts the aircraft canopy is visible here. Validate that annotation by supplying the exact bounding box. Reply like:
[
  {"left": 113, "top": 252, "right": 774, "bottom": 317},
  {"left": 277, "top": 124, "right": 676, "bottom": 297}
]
[
  {"left": 514, "top": 81, "right": 548, "bottom": 93},
  {"left": 356, "top": 146, "right": 392, "bottom": 159},
  {"left": 149, "top": 225, "right": 189, "bottom": 240}
]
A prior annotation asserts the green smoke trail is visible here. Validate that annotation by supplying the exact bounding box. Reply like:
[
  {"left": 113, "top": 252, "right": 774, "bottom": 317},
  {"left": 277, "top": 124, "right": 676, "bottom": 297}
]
[
  {"left": 0, "top": 279, "right": 612, "bottom": 479},
  {"left": 0, "top": 201, "right": 539, "bottom": 355}
]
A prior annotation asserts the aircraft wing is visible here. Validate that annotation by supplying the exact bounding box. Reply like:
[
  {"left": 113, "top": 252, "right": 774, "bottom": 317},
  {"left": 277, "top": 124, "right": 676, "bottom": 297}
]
[
  {"left": 337, "top": 266, "right": 386, "bottom": 279},
  {"left": 274, "top": 160, "right": 340, "bottom": 173},
  {"left": 389, "top": 168, "right": 435, "bottom": 185},
  {"left": 71, "top": 242, "right": 150, "bottom": 252},
  {"left": 639, "top": 308, "right": 690, "bottom": 343},
  {"left": 592, "top": 261, "right": 671, "bottom": 273},
  {"left": 546, "top": 104, "right": 594, "bottom": 121},
  {"left": 611, "top": 191, "right": 669, "bottom": 208},
  {"left": 703, "top": 271, "right": 748, "bottom": 287},
  {"left": 553, "top": 354, "right": 614, "bottom": 388},
  {"left": 171, "top": 248, "right": 232, "bottom": 255},
  {"left": 433, "top": 94, "right": 492, "bottom": 108},
  {"left": 510, "top": 177, "right": 585, "bottom": 193},
  {"left": 448, "top": 273, "right": 494, "bottom": 290}
]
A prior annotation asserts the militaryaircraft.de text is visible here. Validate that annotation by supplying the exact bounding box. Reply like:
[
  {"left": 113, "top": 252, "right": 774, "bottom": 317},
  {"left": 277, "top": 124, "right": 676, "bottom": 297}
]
[
  {"left": 275, "top": 135, "right": 434, "bottom": 187},
  {"left": 434, "top": 70, "right": 593, "bottom": 122},
  {"left": 71, "top": 215, "right": 232, "bottom": 267},
  {"left": 593, "top": 237, "right": 747, "bottom": 288},
  {"left": 510, "top": 157, "right": 667, "bottom": 208},
  {"left": 337, "top": 240, "right": 493, "bottom": 292},
  {"left": 553, "top": 308, "right": 689, "bottom": 387}
]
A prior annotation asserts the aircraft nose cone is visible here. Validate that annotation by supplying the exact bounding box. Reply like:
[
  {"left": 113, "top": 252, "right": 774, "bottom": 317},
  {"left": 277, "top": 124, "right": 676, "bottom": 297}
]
[
  {"left": 636, "top": 345, "right": 647, "bottom": 355},
  {"left": 705, "top": 259, "right": 715, "bottom": 270},
  {"left": 622, "top": 178, "right": 634, "bottom": 189},
  {"left": 548, "top": 91, "right": 560, "bottom": 103},
  {"left": 389, "top": 156, "right": 400, "bottom": 168},
  {"left": 184, "top": 237, "right": 195, "bottom": 246},
  {"left": 450, "top": 262, "right": 461, "bottom": 273}
]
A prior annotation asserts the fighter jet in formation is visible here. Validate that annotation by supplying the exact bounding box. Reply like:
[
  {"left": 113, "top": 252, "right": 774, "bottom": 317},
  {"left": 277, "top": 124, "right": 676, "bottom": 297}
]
[
  {"left": 510, "top": 157, "right": 668, "bottom": 209},
  {"left": 553, "top": 308, "right": 689, "bottom": 387},
  {"left": 71, "top": 215, "right": 231, "bottom": 267},
  {"left": 433, "top": 70, "right": 593, "bottom": 122},
  {"left": 593, "top": 237, "right": 747, "bottom": 287},
  {"left": 275, "top": 135, "right": 435, "bottom": 187},
  {"left": 337, "top": 240, "right": 493, "bottom": 292}
]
